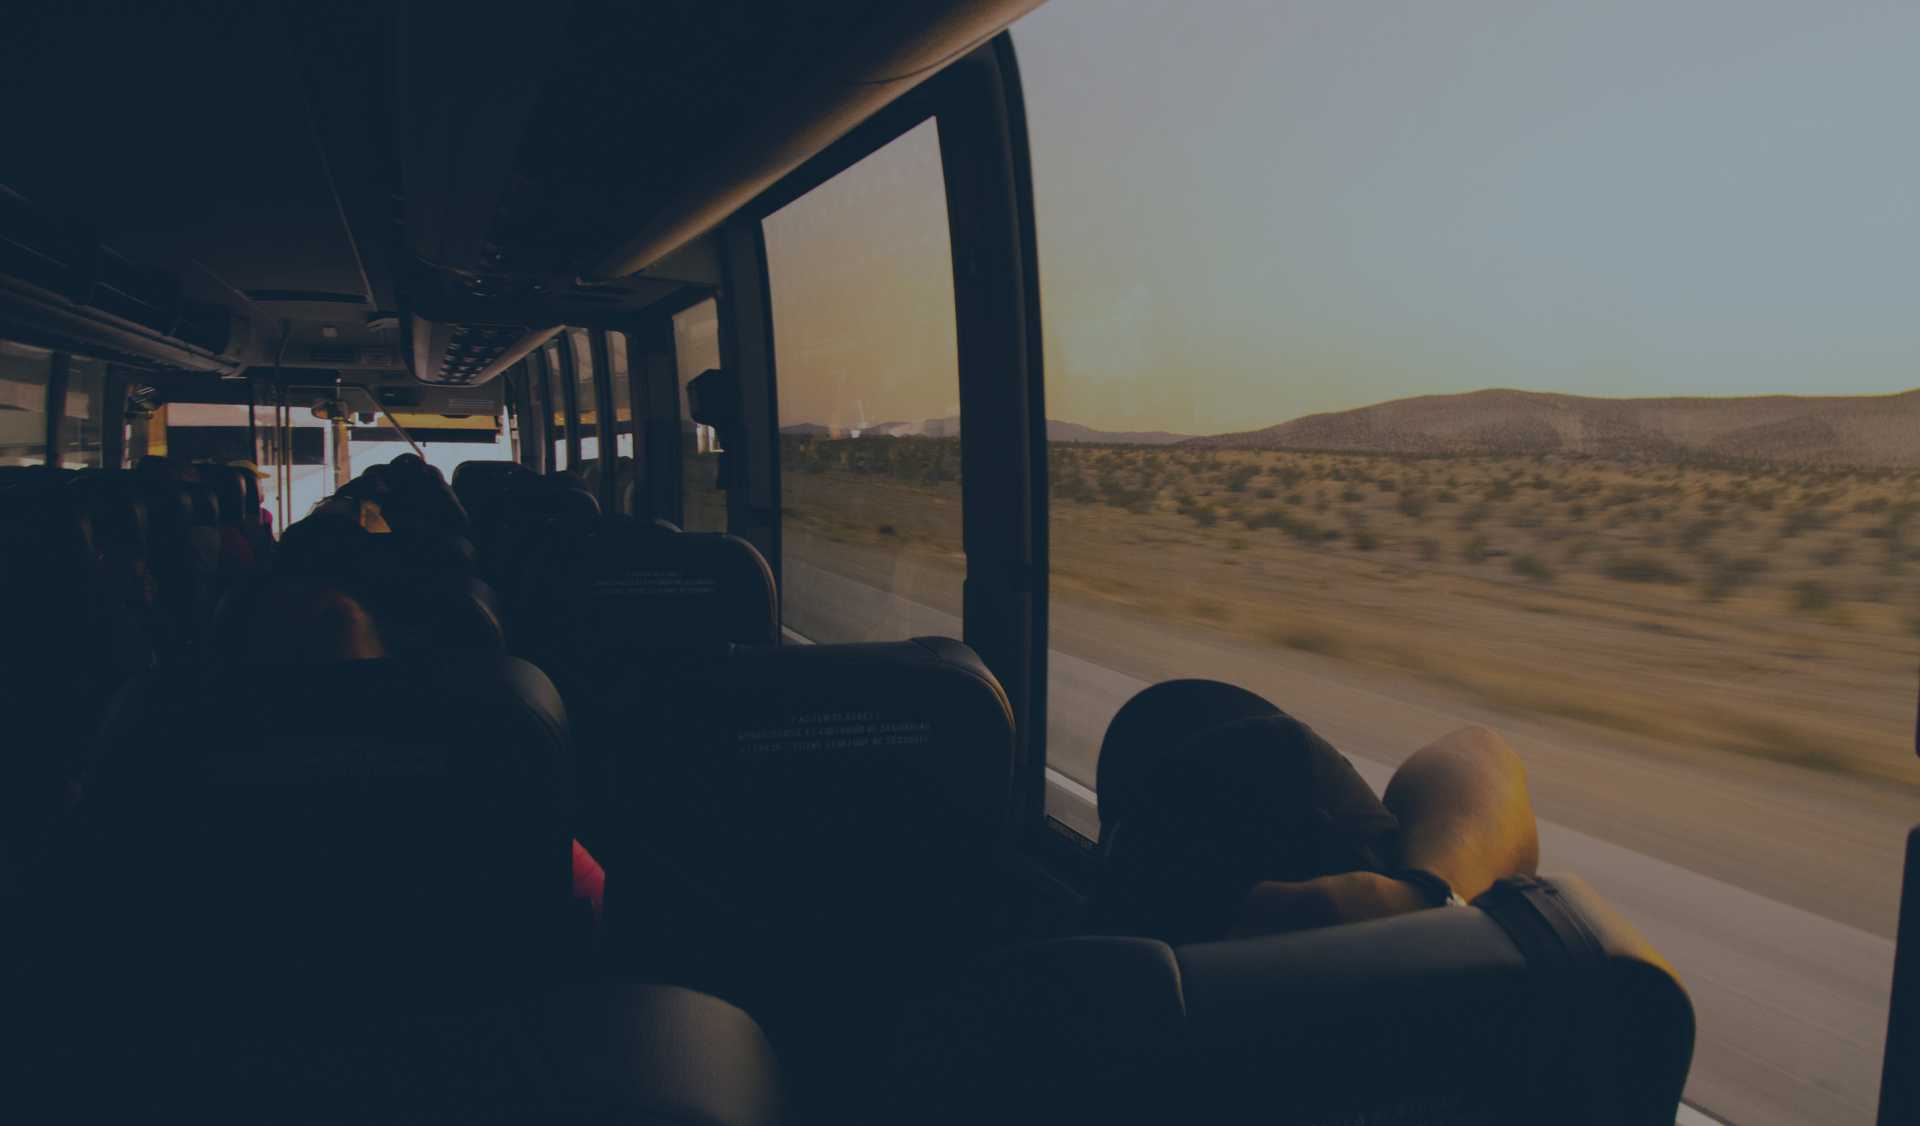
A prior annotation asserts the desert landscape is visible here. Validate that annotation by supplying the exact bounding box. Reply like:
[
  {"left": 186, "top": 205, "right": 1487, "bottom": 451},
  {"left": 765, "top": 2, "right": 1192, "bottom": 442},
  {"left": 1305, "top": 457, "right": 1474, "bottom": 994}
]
[
  {"left": 758, "top": 387, "right": 1920, "bottom": 1125},
  {"left": 775, "top": 388, "right": 1920, "bottom": 790}
]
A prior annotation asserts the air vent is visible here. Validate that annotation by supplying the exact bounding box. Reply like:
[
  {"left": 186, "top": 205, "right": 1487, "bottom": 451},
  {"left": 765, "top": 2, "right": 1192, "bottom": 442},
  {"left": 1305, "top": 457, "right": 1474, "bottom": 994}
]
[{"left": 436, "top": 322, "right": 524, "bottom": 384}]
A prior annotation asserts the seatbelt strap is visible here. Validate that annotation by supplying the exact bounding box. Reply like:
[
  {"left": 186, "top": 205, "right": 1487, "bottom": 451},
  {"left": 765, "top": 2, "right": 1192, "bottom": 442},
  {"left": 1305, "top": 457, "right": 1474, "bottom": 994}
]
[{"left": 1474, "top": 875, "right": 1620, "bottom": 1126}]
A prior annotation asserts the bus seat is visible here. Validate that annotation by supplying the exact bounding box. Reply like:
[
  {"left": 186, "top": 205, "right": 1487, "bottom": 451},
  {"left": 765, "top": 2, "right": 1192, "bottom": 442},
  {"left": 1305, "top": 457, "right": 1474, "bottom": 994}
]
[
  {"left": 132, "top": 474, "right": 211, "bottom": 663},
  {"left": 203, "top": 463, "right": 264, "bottom": 577},
  {"left": 376, "top": 573, "right": 508, "bottom": 656},
  {"left": 895, "top": 875, "right": 1694, "bottom": 1126},
  {"left": 34, "top": 653, "right": 581, "bottom": 994},
  {"left": 0, "top": 476, "right": 107, "bottom": 887},
  {"left": 515, "top": 516, "right": 778, "bottom": 666},
  {"left": 359, "top": 525, "right": 480, "bottom": 581},
  {"left": 378, "top": 457, "right": 470, "bottom": 537},
  {"left": 514, "top": 516, "right": 777, "bottom": 842},
  {"left": 892, "top": 935, "right": 1190, "bottom": 1123},
  {"left": 69, "top": 470, "right": 150, "bottom": 596},
  {"left": 451, "top": 458, "right": 535, "bottom": 560},
  {"left": 603, "top": 636, "right": 1016, "bottom": 1109},
  {"left": 212, "top": 564, "right": 505, "bottom": 661},
  {"left": 21, "top": 978, "right": 785, "bottom": 1126},
  {"left": 488, "top": 472, "right": 601, "bottom": 595}
]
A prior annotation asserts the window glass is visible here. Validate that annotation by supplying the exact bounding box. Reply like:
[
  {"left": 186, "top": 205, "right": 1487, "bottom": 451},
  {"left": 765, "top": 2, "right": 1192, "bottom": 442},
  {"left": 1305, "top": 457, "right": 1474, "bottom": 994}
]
[
  {"left": 543, "top": 339, "right": 568, "bottom": 471},
  {"left": 58, "top": 356, "right": 107, "bottom": 467},
  {"left": 606, "top": 330, "right": 635, "bottom": 461},
  {"left": 568, "top": 327, "right": 599, "bottom": 461},
  {"left": 672, "top": 298, "right": 726, "bottom": 533},
  {"left": 763, "top": 118, "right": 961, "bottom": 643},
  {"left": 0, "top": 341, "right": 51, "bottom": 466},
  {"left": 1014, "top": 3, "right": 1919, "bottom": 1122},
  {"left": 169, "top": 402, "right": 327, "bottom": 525}
]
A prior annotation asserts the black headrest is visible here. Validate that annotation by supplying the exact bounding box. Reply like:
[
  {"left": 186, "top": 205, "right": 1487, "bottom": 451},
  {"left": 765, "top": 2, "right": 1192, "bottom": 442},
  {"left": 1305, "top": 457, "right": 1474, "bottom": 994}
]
[
  {"left": 898, "top": 877, "right": 1693, "bottom": 1126},
  {"left": 451, "top": 459, "right": 534, "bottom": 520},
  {"left": 205, "top": 464, "right": 250, "bottom": 526},
  {"left": 274, "top": 509, "right": 371, "bottom": 580},
  {"left": 510, "top": 472, "right": 602, "bottom": 523},
  {"left": 68, "top": 471, "right": 148, "bottom": 558},
  {"left": 136, "top": 477, "right": 195, "bottom": 541},
  {"left": 359, "top": 526, "right": 479, "bottom": 578},
  {"left": 0, "top": 477, "right": 98, "bottom": 635},
  {"left": 519, "top": 517, "right": 777, "bottom": 665},
  {"left": 57, "top": 654, "right": 576, "bottom": 989},
  {"left": 183, "top": 481, "right": 220, "bottom": 526},
  {"left": 0, "top": 473, "right": 95, "bottom": 568},
  {"left": 612, "top": 637, "right": 1015, "bottom": 924},
  {"left": 216, "top": 542, "right": 502, "bottom": 661},
  {"left": 375, "top": 466, "right": 470, "bottom": 535},
  {"left": 376, "top": 573, "right": 507, "bottom": 655}
]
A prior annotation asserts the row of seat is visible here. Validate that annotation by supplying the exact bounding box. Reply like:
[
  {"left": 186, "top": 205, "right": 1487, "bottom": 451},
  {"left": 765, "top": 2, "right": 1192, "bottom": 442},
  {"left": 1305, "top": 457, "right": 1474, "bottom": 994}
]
[
  {"left": 2, "top": 451, "right": 1018, "bottom": 1120},
  {"left": 10, "top": 450, "right": 1694, "bottom": 1122},
  {"left": 439, "top": 461, "right": 1695, "bottom": 1125},
  {"left": 0, "top": 458, "right": 272, "bottom": 893}
]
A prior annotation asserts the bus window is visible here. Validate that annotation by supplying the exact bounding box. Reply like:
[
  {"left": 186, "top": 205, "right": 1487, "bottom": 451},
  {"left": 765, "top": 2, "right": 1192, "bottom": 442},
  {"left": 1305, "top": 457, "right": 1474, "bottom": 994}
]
[
  {"left": 543, "top": 338, "right": 568, "bottom": 472},
  {"left": 606, "top": 329, "right": 635, "bottom": 462},
  {"left": 568, "top": 328, "right": 598, "bottom": 462},
  {"left": 762, "top": 118, "right": 961, "bottom": 644},
  {"left": 58, "top": 356, "right": 108, "bottom": 468},
  {"left": 1013, "top": 3, "right": 1918, "bottom": 1122},
  {"left": 0, "top": 341, "right": 51, "bottom": 467},
  {"left": 672, "top": 298, "right": 726, "bottom": 533}
]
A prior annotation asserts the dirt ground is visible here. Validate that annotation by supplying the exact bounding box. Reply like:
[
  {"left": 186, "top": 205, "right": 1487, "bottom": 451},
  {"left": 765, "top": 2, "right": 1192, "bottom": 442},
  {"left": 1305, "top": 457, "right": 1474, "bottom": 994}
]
[{"left": 777, "top": 437, "right": 1920, "bottom": 790}]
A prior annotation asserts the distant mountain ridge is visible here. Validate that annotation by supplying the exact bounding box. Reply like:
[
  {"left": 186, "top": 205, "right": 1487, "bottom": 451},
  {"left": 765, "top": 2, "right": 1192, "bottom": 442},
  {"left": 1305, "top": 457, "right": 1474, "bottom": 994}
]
[
  {"left": 1185, "top": 388, "right": 1920, "bottom": 467},
  {"left": 780, "top": 416, "right": 1190, "bottom": 445}
]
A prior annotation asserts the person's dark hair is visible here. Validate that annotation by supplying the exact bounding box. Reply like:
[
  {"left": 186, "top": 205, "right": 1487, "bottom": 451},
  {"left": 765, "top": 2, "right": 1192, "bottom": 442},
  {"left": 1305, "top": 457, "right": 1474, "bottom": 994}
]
[
  {"left": 1096, "top": 679, "right": 1281, "bottom": 834},
  {"left": 1090, "top": 709, "right": 1400, "bottom": 946}
]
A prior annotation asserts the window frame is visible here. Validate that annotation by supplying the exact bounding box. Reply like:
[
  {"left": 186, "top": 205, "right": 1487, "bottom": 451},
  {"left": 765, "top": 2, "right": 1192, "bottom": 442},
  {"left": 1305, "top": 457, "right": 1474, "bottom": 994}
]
[
  {"left": 726, "top": 34, "right": 1050, "bottom": 836},
  {"left": 0, "top": 341, "right": 55, "bottom": 467},
  {"left": 507, "top": 357, "right": 545, "bottom": 472},
  {"left": 43, "top": 351, "right": 70, "bottom": 467},
  {"left": 553, "top": 334, "right": 582, "bottom": 471},
  {"left": 588, "top": 327, "right": 621, "bottom": 513}
]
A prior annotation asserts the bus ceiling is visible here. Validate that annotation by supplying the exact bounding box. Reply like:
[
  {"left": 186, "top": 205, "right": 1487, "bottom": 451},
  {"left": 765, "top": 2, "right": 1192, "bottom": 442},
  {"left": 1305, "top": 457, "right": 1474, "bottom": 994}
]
[{"left": 0, "top": 0, "right": 1040, "bottom": 387}]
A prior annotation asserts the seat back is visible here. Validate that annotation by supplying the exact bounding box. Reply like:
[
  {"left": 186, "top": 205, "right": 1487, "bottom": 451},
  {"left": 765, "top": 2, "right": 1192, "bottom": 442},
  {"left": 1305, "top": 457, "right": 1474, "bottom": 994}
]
[
  {"left": 896, "top": 876, "right": 1694, "bottom": 1126},
  {"left": 605, "top": 636, "right": 1017, "bottom": 1111},
  {"left": 515, "top": 516, "right": 777, "bottom": 843},
  {"left": 515, "top": 516, "right": 778, "bottom": 669},
  {"left": 133, "top": 473, "right": 210, "bottom": 662},
  {"left": 0, "top": 476, "right": 104, "bottom": 880},
  {"left": 451, "top": 458, "right": 536, "bottom": 561},
  {"left": 488, "top": 472, "right": 601, "bottom": 596},
  {"left": 37, "top": 653, "right": 579, "bottom": 996}
]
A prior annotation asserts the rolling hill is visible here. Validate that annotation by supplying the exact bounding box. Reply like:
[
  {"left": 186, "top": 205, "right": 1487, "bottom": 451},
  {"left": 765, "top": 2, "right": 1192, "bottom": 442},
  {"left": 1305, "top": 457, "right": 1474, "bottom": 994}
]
[
  {"left": 781, "top": 417, "right": 1190, "bottom": 445},
  {"left": 1185, "top": 388, "right": 1920, "bottom": 467}
]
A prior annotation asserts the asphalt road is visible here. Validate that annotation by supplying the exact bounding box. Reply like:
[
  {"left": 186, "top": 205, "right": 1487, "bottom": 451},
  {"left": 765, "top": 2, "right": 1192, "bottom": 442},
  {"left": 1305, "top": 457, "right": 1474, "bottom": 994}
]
[{"left": 783, "top": 552, "right": 1905, "bottom": 1126}]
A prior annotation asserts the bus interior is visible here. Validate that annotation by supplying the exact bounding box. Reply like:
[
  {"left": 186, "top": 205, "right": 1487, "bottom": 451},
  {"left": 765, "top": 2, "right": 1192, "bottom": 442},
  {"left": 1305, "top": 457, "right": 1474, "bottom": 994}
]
[{"left": 2, "top": 3, "right": 1914, "bottom": 1124}]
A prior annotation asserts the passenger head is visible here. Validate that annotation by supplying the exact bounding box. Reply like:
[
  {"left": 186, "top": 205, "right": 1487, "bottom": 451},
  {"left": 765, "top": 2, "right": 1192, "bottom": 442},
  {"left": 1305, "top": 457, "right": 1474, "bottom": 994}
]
[
  {"left": 1090, "top": 705, "right": 1399, "bottom": 946},
  {"left": 1096, "top": 680, "right": 1282, "bottom": 835},
  {"left": 243, "top": 577, "right": 387, "bottom": 664}
]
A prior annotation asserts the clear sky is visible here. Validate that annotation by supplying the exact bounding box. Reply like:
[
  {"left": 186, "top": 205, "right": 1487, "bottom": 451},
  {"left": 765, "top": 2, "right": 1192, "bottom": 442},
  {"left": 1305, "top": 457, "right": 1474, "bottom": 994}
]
[{"left": 767, "top": 0, "right": 1920, "bottom": 437}]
